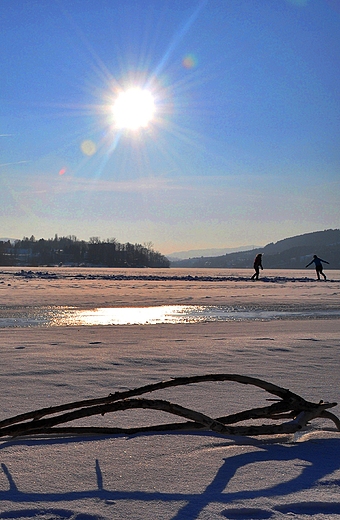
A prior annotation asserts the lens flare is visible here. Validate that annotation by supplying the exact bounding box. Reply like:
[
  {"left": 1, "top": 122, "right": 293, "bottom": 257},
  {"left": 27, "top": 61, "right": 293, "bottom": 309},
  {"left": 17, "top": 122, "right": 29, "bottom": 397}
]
[
  {"left": 81, "top": 140, "right": 97, "bottom": 156},
  {"left": 182, "top": 54, "right": 197, "bottom": 69}
]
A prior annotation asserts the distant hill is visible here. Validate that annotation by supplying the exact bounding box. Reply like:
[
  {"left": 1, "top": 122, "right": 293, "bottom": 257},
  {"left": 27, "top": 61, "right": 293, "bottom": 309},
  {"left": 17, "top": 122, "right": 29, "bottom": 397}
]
[
  {"left": 170, "top": 229, "right": 340, "bottom": 269},
  {"left": 166, "top": 245, "right": 260, "bottom": 261}
]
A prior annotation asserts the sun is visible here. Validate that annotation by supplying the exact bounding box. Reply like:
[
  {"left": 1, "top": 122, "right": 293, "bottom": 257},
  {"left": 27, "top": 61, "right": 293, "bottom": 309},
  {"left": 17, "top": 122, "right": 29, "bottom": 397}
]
[{"left": 112, "top": 87, "right": 155, "bottom": 130}]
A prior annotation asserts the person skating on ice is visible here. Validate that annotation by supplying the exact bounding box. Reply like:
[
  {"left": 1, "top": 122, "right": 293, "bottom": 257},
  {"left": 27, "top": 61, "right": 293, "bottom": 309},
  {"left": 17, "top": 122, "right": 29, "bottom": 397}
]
[
  {"left": 305, "top": 255, "right": 329, "bottom": 280},
  {"left": 251, "top": 253, "right": 263, "bottom": 280}
]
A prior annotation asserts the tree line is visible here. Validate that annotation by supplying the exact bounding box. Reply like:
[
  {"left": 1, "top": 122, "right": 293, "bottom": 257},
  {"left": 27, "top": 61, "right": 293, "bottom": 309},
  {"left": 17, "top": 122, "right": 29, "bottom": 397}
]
[{"left": 0, "top": 235, "right": 170, "bottom": 268}]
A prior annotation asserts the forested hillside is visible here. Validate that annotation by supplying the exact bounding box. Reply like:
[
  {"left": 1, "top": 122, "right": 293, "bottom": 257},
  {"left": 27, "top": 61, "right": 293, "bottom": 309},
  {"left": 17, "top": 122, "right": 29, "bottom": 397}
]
[
  {"left": 0, "top": 235, "right": 170, "bottom": 268},
  {"left": 170, "top": 229, "right": 340, "bottom": 269}
]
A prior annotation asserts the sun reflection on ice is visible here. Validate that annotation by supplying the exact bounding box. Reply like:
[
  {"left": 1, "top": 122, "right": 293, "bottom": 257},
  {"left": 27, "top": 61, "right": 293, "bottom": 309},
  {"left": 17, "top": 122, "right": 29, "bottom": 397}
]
[
  {"left": 49, "top": 305, "right": 203, "bottom": 326},
  {"left": 4, "top": 305, "right": 339, "bottom": 328}
]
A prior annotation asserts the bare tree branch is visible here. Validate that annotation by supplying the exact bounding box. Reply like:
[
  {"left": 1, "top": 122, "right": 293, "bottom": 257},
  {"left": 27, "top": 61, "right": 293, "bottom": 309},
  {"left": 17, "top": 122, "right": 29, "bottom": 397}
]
[{"left": 0, "top": 374, "right": 338, "bottom": 439}]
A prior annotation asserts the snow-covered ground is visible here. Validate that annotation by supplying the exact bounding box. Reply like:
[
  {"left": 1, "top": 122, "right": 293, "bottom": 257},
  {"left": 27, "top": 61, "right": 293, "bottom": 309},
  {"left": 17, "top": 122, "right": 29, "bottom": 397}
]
[{"left": 0, "top": 268, "right": 339, "bottom": 519}]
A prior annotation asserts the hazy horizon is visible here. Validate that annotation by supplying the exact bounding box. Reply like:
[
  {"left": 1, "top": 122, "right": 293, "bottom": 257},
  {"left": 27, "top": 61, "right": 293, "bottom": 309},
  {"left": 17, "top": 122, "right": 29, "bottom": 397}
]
[{"left": 0, "top": 227, "right": 336, "bottom": 257}]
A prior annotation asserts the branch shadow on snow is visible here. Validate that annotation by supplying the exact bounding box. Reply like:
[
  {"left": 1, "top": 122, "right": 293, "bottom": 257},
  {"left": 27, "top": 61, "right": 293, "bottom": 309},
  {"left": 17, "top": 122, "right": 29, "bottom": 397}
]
[{"left": 0, "top": 434, "right": 340, "bottom": 519}]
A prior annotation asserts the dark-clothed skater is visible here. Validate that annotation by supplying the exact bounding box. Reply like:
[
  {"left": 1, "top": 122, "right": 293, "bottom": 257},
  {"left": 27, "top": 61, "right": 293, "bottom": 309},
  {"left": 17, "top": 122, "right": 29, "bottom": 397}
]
[
  {"left": 251, "top": 253, "right": 263, "bottom": 280},
  {"left": 305, "top": 255, "right": 329, "bottom": 280}
]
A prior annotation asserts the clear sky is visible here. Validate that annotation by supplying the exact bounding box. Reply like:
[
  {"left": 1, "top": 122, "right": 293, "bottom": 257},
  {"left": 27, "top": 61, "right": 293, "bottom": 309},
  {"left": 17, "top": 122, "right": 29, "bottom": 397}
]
[{"left": 1, "top": 0, "right": 339, "bottom": 254}]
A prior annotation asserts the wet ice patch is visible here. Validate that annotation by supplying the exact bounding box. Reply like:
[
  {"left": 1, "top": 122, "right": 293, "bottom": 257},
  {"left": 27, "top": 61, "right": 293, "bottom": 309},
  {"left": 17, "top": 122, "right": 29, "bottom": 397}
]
[{"left": 1, "top": 304, "right": 340, "bottom": 328}]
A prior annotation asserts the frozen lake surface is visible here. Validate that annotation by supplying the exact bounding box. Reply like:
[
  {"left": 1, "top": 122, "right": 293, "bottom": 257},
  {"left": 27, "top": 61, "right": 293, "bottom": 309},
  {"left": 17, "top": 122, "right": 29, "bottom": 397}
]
[
  {"left": 1, "top": 267, "right": 339, "bottom": 326},
  {"left": 1, "top": 267, "right": 340, "bottom": 519},
  {"left": 1, "top": 304, "right": 340, "bottom": 327}
]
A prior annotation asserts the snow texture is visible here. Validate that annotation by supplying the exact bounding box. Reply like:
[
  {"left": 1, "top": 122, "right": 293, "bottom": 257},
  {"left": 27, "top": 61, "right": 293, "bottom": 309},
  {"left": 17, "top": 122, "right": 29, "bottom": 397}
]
[{"left": 0, "top": 267, "right": 339, "bottom": 519}]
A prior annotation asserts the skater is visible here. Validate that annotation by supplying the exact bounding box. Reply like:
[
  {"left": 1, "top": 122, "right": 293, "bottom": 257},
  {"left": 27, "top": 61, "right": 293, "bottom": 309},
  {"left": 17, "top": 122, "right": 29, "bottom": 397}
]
[
  {"left": 251, "top": 253, "right": 263, "bottom": 280},
  {"left": 305, "top": 255, "right": 329, "bottom": 280}
]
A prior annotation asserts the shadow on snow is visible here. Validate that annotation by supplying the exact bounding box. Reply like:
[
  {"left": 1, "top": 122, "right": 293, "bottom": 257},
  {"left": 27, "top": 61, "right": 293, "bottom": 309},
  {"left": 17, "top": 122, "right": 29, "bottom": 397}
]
[{"left": 0, "top": 434, "right": 340, "bottom": 518}]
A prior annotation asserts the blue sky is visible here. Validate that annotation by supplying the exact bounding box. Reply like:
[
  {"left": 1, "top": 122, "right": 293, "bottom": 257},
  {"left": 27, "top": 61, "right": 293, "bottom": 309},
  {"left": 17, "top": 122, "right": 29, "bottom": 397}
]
[{"left": 1, "top": 0, "right": 339, "bottom": 254}]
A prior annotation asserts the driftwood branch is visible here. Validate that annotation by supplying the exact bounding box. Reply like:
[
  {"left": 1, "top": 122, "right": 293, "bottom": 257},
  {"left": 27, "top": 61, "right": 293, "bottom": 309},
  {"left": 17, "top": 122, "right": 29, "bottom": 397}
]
[{"left": 0, "top": 374, "right": 338, "bottom": 438}]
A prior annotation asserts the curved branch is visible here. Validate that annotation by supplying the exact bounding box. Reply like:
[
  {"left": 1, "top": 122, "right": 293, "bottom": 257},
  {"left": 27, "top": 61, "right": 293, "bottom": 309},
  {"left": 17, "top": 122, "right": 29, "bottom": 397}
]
[
  {"left": 0, "top": 373, "right": 306, "bottom": 429},
  {"left": 0, "top": 374, "right": 338, "bottom": 439},
  {"left": 0, "top": 399, "right": 226, "bottom": 438},
  {"left": 320, "top": 410, "right": 340, "bottom": 430}
]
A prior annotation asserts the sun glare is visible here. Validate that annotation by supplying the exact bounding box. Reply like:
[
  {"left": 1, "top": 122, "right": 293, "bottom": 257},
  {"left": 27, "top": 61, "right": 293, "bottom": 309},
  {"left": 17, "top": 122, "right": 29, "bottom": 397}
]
[{"left": 112, "top": 87, "right": 155, "bottom": 130}]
